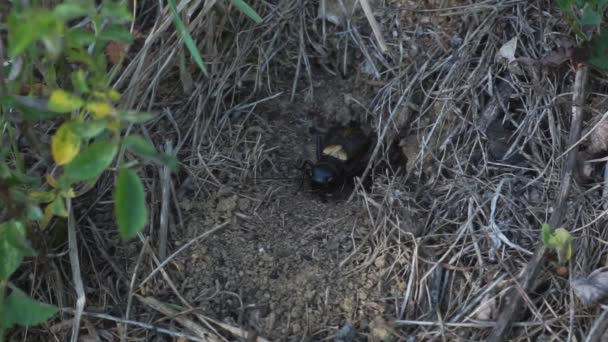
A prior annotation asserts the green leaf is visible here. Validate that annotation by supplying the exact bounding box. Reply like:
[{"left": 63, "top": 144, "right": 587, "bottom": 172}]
[
  {"left": 49, "top": 197, "right": 68, "bottom": 218},
  {"left": 52, "top": 122, "right": 82, "bottom": 165},
  {"left": 168, "top": 0, "right": 208, "bottom": 76},
  {"left": 5, "top": 221, "right": 35, "bottom": 257},
  {"left": 27, "top": 205, "right": 44, "bottom": 221},
  {"left": 558, "top": 0, "right": 574, "bottom": 11},
  {"left": 553, "top": 228, "right": 573, "bottom": 264},
  {"left": 10, "top": 96, "right": 62, "bottom": 120},
  {"left": 123, "top": 136, "right": 178, "bottom": 171},
  {"left": 541, "top": 223, "right": 553, "bottom": 247},
  {"left": 231, "top": 0, "right": 263, "bottom": 24},
  {"left": 4, "top": 288, "right": 58, "bottom": 328},
  {"left": 9, "top": 189, "right": 28, "bottom": 204},
  {"left": 0, "top": 220, "right": 26, "bottom": 280},
  {"left": 3, "top": 168, "right": 37, "bottom": 187},
  {"left": 123, "top": 136, "right": 158, "bottom": 157},
  {"left": 7, "top": 10, "right": 61, "bottom": 57},
  {"left": 48, "top": 89, "right": 84, "bottom": 113},
  {"left": 114, "top": 168, "right": 147, "bottom": 240},
  {"left": 28, "top": 190, "right": 55, "bottom": 203},
  {"left": 65, "top": 47, "right": 97, "bottom": 72},
  {"left": 582, "top": 7, "right": 602, "bottom": 26},
  {"left": 541, "top": 223, "right": 573, "bottom": 266},
  {"left": 85, "top": 101, "right": 115, "bottom": 119},
  {"left": 68, "top": 120, "right": 108, "bottom": 138},
  {"left": 98, "top": 26, "right": 133, "bottom": 44},
  {"left": 71, "top": 70, "right": 90, "bottom": 94},
  {"left": 100, "top": 2, "right": 133, "bottom": 22},
  {"left": 63, "top": 140, "right": 118, "bottom": 182},
  {"left": 41, "top": 35, "right": 63, "bottom": 60},
  {"left": 588, "top": 30, "right": 608, "bottom": 70},
  {"left": 0, "top": 161, "right": 11, "bottom": 178},
  {"left": 118, "top": 111, "right": 155, "bottom": 123},
  {"left": 66, "top": 28, "right": 96, "bottom": 46},
  {"left": 53, "top": 3, "right": 93, "bottom": 21}
]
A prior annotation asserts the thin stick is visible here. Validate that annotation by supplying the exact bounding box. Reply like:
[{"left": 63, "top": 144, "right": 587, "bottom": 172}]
[
  {"left": 394, "top": 317, "right": 561, "bottom": 328},
  {"left": 121, "top": 236, "right": 148, "bottom": 342},
  {"left": 63, "top": 308, "right": 205, "bottom": 342},
  {"left": 67, "top": 199, "right": 86, "bottom": 342},
  {"left": 158, "top": 140, "right": 173, "bottom": 259},
  {"left": 488, "top": 65, "right": 588, "bottom": 341}
]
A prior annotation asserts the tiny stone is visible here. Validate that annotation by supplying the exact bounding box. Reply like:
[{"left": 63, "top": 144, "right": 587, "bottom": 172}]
[
  {"left": 291, "top": 306, "right": 302, "bottom": 319},
  {"left": 217, "top": 186, "right": 233, "bottom": 197},
  {"left": 238, "top": 198, "right": 251, "bottom": 211}
]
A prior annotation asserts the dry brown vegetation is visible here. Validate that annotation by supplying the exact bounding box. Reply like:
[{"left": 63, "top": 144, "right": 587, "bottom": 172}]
[{"left": 14, "top": 0, "right": 608, "bottom": 341}]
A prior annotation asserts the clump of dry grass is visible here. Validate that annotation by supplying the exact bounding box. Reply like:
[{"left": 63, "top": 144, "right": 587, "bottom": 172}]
[{"left": 348, "top": 0, "right": 608, "bottom": 341}]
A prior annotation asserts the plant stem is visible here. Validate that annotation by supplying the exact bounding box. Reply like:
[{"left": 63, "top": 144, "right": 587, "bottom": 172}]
[{"left": 0, "top": 279, "right": 7, "bottom": 342}]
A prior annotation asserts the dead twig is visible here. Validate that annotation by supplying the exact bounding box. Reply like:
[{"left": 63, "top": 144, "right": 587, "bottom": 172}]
[{"left": 63, "top": 308, "right": 206, "bottom": 341}]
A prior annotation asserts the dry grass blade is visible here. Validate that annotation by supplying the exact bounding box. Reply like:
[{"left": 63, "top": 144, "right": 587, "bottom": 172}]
[
  {"left": 358, "top": 0, "right": 387, "bottom": 53},
  {"left": 137, "top": 295, "right": 223, "bottom": 341},
  {"left": 585, "top": 308, "right": 608, "bottom": 342},
  {"left": 158, "top": 140, "right": 173, "bottom": 260},
  {"left": 67, "top": 200, "right": 85, "bottom": 342},
  {"left": 64, "top": 309, "right": 206, "bottom": 341}
]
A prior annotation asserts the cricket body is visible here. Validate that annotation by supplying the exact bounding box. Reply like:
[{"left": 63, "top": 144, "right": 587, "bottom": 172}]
[{"left": 305, "top": 124, "right": 372, "bottom": 191}]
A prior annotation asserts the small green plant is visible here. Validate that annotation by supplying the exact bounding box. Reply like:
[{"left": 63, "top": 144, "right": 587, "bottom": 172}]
[
  {"left": 559, "top": 0, "right": 606, "bottom": 37},
  {"left": 0, "top": 0, "right": 262, "bottom": 338},
  {"left": 541, "top": 223, "right": 573, "bottom": 267},
  {"left": 558, "top": 0, "right": 608, "bottom": 70}
]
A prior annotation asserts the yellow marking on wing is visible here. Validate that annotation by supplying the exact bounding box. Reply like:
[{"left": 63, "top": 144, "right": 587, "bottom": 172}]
[{"left": 323, "top": 144, "right": 348, "bottom": 161}]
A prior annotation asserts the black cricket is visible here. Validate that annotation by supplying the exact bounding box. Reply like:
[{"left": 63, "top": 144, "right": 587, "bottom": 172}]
[{"left": 301, "top": 123, "right": 373, "bottom": 191}]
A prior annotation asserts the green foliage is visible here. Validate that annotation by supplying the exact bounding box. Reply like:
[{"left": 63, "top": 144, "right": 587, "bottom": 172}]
[
  {"left": 558, "top": 0, "right": 608, "bottom": 70},
  {"left": 0, "top": 0, "right": 261, "bottom": 336},
  {"left": 62, "top": 140, "right": 119, "bottom": 182},
  {"left": 168, "top": 0, "right": 208, "bottom": 76},
  {"left": 123, "top": 136, "right": 178, "bottom": 171},
  {"left": 2, "top": 287, "right": 59, "bottom": 329},
  {"left": 541, "top": 223, "right": 573, "bottom": 266},
  {"left": 0, "top": 0, "right": 189, "bottom": 337},
  {"left": 167, "top": 0, "right": 262, "bottom": 76},
  {"left": 0, "top": 221, "right": 28, "bottom": 280},
  {"left": 115, "top": 168, "right": 147, "bottom": 240},
  {"left": 231, "top": 0, "right": 264, "bottom": 24}
]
